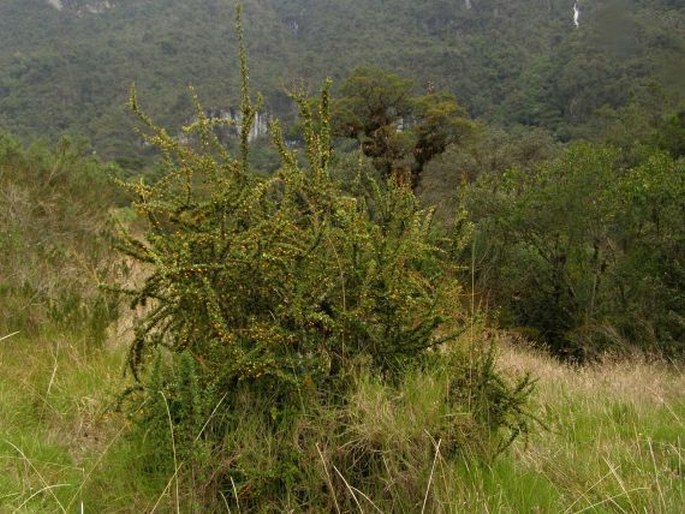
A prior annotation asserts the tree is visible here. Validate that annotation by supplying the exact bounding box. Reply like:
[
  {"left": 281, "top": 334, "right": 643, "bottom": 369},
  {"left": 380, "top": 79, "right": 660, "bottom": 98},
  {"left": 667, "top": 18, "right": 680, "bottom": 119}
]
[
  {"left": 467, "top": 143, "right": 619, "bottom": 359},
  {"left": 657, "top": 108, "right": 685, "bottom": 158},
  {"left": 333, "top": 66, "right": 475, "bottom": 188},
  {"left": 466, "top": 141, "right": 685, "bottom": 359},
  {"left": 412, "top": 91, "right": 474, "bottom": 177}
]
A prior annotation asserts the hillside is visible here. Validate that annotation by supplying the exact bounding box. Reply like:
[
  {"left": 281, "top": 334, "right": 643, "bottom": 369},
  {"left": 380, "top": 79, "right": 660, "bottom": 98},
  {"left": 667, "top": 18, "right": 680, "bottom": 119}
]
[
  {"left": 1, "top": 0, "right": 684, "bottom": 159},
  {"left": 1, "top": 4, "right": 684, "bottom": 508}
]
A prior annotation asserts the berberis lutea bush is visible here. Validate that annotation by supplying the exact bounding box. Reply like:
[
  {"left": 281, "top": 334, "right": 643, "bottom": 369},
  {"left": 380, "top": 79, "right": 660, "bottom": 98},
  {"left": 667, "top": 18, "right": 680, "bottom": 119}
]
[{"left": 113, "top": 5, "right": 535, "bottom": 510}]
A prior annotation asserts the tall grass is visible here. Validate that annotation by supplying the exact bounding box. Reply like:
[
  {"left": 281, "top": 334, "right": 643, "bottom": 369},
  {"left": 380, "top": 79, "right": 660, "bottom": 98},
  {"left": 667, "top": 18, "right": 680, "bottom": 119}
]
[
  {"left": 1, "top": 330, "right": 682, "bottom": 512},
  {"left": 487, "top": 341, "right": 685, "bottom": 513},
  {"left": 0, "top": 331, "right": 128, "bottom": 512}
]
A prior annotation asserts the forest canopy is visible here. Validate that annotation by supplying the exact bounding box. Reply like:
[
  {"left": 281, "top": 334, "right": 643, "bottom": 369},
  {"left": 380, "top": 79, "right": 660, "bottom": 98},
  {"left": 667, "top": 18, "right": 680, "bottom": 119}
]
[{"left": 0, "top": 0, "right": 684, "bottom": 159}]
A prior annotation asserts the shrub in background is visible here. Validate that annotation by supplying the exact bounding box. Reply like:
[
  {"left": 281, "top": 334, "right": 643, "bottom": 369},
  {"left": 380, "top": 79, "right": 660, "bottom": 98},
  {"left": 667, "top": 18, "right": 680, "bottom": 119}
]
[
  {"left": 0, "top": 131, "right": 119, "bottom": 341},
  {"left": 466, "top": 142, "right": 685, "bottom": 360}
]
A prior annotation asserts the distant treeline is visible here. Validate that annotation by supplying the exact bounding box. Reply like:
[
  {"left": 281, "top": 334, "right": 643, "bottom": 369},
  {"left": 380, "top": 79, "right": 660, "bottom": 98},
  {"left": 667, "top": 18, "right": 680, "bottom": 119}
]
[{"left": 0, "top": 0, "right": 684, "bottom": 159}]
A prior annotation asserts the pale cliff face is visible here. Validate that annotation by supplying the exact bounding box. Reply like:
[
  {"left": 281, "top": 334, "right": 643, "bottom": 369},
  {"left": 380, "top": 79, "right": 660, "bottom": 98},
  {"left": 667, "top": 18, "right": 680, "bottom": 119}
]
[{"left": 45, "top": 0, "right": 115, "bottom": 14}]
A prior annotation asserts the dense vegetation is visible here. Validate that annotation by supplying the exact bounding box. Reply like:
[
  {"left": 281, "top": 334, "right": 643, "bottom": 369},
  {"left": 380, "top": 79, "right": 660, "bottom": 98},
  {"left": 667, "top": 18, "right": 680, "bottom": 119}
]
[
  {"left": 0, "top": 131, "right": 119, "bottom": 340},
  {"left": 1, "top": 0, "right": 684, "bottom": 160},
  {"left": 1, "top": 0, "right": 684, "bottom": 512},
  {"left": 107, "top": 20, "right": 537, "bottom": 507},
  {"left": 465, "top": 143, "right": 685, "bottom": 360}
]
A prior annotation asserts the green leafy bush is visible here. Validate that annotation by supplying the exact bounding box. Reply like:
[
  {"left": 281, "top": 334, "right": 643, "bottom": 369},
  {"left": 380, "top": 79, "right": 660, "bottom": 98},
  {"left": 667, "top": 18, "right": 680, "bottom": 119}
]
[
  {"left": 114, "top": 9, "right": 536, "bottom": 509},
  {"left": 466, "top": 141, "right": 685, "bottom": 359}
]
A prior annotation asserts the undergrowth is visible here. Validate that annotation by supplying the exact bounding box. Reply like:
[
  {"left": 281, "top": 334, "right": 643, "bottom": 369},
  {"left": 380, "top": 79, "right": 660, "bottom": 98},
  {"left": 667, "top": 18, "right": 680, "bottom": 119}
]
[
  {"left": 1, "top": 330, "right": 683, "bottom": 512},
  {"left": 0, "top": 131, "right": 120, "bottom": 342}
]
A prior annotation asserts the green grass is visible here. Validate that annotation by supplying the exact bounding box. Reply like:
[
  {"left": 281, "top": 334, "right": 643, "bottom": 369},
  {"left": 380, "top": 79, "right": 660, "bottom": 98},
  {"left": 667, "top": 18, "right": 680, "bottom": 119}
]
[
  {"left": 1, "top": 331, "right": 683, "bottom": 512},
  {"left": 0, "top": 329, "right": 149, "bottom": 512},
  {"left": 487, "top": 345, "right": 685, "bottom": 514}
]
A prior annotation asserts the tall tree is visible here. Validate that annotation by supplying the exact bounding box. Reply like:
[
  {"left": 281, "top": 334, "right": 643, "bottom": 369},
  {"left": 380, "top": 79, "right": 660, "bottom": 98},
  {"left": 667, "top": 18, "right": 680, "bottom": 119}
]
[{"left": 333, "top": 67, "right": 474, "bottom": 188}]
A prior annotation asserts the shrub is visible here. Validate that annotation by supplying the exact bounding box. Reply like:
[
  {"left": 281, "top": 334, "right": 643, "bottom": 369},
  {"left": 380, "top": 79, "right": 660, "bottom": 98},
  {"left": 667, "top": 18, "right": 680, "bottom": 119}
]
[
  {"left": 466, "top": 142, "right": 685, "bottom": 360},
  {"left": 114, "top": 7, "right": 536, "bottom": 509},
  {"left": 0, "top": 132, "right": 119, "bottom": 341},
  {"left": 115, "top": 34, "right": 457, "bottom": 395}
]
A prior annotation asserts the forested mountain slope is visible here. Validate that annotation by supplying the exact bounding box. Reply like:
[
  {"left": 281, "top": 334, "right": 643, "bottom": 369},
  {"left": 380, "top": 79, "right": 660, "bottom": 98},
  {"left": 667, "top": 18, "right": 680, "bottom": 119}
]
[{"left": 1, "top": 0, "right": 684, "bottom": 158}]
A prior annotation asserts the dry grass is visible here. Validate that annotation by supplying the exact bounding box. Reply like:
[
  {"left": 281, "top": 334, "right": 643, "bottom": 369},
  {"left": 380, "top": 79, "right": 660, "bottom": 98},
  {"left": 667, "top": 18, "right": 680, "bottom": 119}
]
[
  {"left": 499, "top": 340, "right": 684, "bottom": 405},
  {"left": 2, "top": 327, "right": 683, "bottom": 513},
  {"left": 494, "top": 339, "right": 685, "bottom": 513}
]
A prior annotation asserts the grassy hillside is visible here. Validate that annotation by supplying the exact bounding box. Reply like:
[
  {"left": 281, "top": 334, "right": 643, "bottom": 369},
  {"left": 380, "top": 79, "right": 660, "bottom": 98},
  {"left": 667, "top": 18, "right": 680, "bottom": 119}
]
[
  {"left": 1, "top": 3, "right": 684, "bottom": 510},
  {"left": 1, "top": 329, "right": 682, "bottom": 512},
  {"left": 1, "top": 0, "right": 684, "bottom": 159}
]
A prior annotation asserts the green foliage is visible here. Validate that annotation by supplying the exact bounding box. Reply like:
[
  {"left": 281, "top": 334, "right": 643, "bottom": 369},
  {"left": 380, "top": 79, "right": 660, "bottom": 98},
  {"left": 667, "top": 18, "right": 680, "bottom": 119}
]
[
  {"left": 332, "top": 66, "right": 415, "bottom": 179},
  {"left": 3, "top": 327, "right": 684, "bottom": 512},
  {"left": 112, "top": 10, "right": 537, "bottom": 508},
  {"left": 333, "top": 66, "right": 475, "bottom": 187},
  {"left": 411, "top": 90, "right": 475, "bottom": 170},
  {"left": 449, "top": 344, "right": 538, "bottom": 455},
  {"left": 608, "top": 151, "right": 685, "bottom": 353},
  {"left": 4, "top": 0, "right": 685, "bottom": 510},
  {"left": 419, "top": 124, "right": 559, "bottom": 224},
  {"left": 116, "top": 335, "right": 538, "bottom": 511},
  {"left": 466, "top": 141, "right": 685, "bottom": 359},
  {"left": 336, "top": 66, "right": 414, "bottom": 135},
  {"left": 4, "top": 0, "right": 683, "bottom": 159},
  {"left": 657, "top": 108, "right": 685, "bottom": 158},
  {"left": 117, "top": 78, "right": 453, "bottom": 387}
]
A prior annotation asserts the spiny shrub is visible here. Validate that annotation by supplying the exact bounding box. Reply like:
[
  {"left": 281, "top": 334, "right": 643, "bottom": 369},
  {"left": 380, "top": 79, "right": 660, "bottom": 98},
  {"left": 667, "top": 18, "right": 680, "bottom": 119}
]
[
  {"left": 115, "top": 52, "right": 456, "bottom": 397},
  {"left": 114, "top": 6, "right": 535, "bottom": 509}
]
